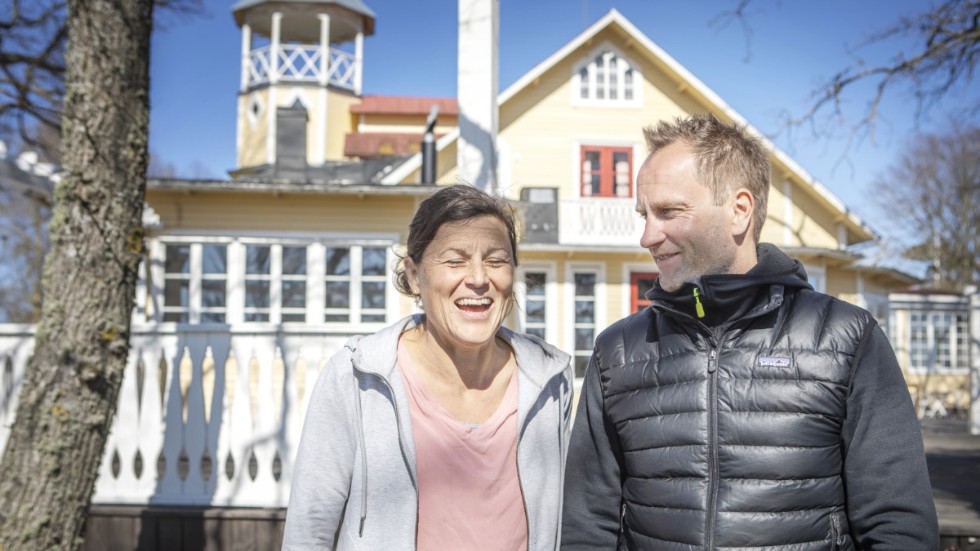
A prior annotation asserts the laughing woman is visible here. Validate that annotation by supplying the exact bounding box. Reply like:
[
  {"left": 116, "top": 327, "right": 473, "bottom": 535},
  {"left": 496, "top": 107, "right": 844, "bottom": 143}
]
[{"left": 282, "top": 184, "right": 573, "bottom": 551}]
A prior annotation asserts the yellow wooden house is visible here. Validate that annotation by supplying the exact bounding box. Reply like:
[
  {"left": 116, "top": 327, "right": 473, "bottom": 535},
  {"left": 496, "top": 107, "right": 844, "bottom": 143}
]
[{"left": 1, "top": 0, "right": 941, "bottom": 545}]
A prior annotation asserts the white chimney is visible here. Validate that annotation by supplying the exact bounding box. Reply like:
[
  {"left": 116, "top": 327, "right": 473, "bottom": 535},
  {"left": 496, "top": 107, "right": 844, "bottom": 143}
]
[{"left": 457, "top": 0, "right": 500, "bottom": 194}]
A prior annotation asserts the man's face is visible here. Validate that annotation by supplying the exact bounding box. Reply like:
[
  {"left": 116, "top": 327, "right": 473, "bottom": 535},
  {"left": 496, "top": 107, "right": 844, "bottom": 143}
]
[{"left": 635, "top": 141, "right": 738, "bottom": 292}]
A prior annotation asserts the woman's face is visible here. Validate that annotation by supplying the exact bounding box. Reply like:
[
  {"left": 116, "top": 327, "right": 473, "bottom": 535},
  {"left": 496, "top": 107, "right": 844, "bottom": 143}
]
[{"left": 406, "top": 215, "right": 515, "bottom": 354}]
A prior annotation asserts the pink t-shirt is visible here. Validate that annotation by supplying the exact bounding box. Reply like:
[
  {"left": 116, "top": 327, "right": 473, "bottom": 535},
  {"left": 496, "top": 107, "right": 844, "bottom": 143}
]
[{"left": 397, "top": 342, "right": 528, "bottom": 551}]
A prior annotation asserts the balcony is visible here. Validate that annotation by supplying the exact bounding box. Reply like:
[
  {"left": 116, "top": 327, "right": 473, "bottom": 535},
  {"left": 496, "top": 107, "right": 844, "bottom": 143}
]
[
  {"left": 520, "top": 191, "right": 644, "bottom": 248},
  {"left": 0, "top": 324, "right": 360, "bottom": 507}
]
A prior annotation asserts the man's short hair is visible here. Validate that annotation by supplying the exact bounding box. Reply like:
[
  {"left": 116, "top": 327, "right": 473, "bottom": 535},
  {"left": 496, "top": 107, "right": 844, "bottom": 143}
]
[{"left": 643, "top": 113, "right": 771, "bottom": 242}]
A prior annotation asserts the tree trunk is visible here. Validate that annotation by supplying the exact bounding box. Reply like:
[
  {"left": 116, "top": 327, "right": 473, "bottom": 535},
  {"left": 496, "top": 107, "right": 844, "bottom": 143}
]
[{"left": 0, "top": 0, "right": 153, "bottom": 549}]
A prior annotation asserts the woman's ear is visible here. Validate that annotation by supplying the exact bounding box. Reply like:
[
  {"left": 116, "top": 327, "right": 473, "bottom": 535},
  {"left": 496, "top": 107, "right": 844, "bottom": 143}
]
[
  {"left": 405, "top": 257, "right": 421, "bottom": 296},
  {"left": 730, "top": 188, "right": 754, "bottom": 238}
]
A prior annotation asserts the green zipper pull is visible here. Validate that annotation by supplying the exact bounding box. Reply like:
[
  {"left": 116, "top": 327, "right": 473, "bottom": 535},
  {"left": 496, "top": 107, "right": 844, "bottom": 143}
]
[{"left": 693, "top": 287, "right": 705, "bottom": 319}]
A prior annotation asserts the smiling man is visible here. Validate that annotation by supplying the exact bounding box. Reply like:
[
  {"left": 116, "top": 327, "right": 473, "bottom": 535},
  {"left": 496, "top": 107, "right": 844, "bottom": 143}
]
[{"left": 561, "top": 114, "right": 938, "bottom": 550}]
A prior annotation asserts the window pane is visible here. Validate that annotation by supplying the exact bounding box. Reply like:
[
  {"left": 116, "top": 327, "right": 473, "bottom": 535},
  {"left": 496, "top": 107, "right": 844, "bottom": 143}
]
[
  {"left": 246, "top": 245, "right": 270, "bottom": 274},
  {"left": 245, "top": 312, "right": 269, "bottom": 322},
  {"left": 574, "top": 356, "right": 589, "bottom": 378},
  {"left": 326, "top": 313, "right": 349, "bottom": 322},
  {"left": 575, "top": 327, "right": 595, "bottom": 351},
  {"left": 575, "top": 300, "right": 595, "bottom": 322},
  {"left": 201, "top": 312, "right": 225, "bottom": 323},
  {"left": 362, "top": 313, "right": 386, "bottom": 323},
  {"left": 326, "top": 247, "right": 351, "bottom": 276},
  {"left": 282, "top": 281, "right": 306, "bottom": 308},
  {"left": 245, "top": 281, "right": 270, "bottom": 308},
  {"left": 362, "top": 281, "right": 386, "bottom": 309},
  {"left": 281, "top": 313, "right": 305, "bottom": 323},
  {"left": 362, "top": 248, "right": 387, "bottom": 276},
  {"left": 575, "top": 273, "right": 596, "bottom": 295},
  {"left": 326, "top": 281, "right": 350, "bottom": 308},
  {"left": 525, "top": 300, "right": 545, "bottom": 322},
  {"left": 526, "top": 272, "right": 546, "bottom": 296},
  {"left": 282, "top": 246, "right": 307, "bottom": 275},
  {"left": 527, "top": 327, "right": 545, "bottom": 340},
  {"left": 164, "top": 279, "right": 189, "bottom": 308},
  {"left": 579, "top": 67, "right": 589, "bottom": 98},
  {"left": 165, "top": 245, "right": 190, "bottom": 274},
  {"left": 202, "top": 245, "right": 227, "bottom": 274},
  {"left": 163, "top": 311, "right": 187, "bottom": 323},
  {"left": 202, "top": 280, "right": 226, "bottom": 308}
]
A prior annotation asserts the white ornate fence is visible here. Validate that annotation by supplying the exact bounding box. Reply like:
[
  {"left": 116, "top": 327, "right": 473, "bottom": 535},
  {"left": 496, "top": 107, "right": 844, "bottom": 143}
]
[
  {"left": 558, "top": 198, "right": 644, "bottom": 247},
  {"left": 0, "top": 325, "right": 357, "bottom": 507}
]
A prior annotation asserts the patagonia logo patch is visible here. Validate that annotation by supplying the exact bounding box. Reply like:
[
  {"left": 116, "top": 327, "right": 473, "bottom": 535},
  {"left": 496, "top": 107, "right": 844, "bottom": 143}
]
[{"left": 757, "top": 356, "right": 792, "bottom": 368}]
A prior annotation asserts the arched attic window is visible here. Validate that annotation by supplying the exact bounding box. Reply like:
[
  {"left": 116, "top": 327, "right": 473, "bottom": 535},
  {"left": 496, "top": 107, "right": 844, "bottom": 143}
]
[{"left": 574, "top": 48, "right": 641, "bottom": 107}]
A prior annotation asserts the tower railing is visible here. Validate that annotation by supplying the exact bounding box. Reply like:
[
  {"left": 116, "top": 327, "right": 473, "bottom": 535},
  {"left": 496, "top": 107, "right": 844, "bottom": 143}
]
[{"left": 246, "top": 44, "right": 357, "bottom": 90}]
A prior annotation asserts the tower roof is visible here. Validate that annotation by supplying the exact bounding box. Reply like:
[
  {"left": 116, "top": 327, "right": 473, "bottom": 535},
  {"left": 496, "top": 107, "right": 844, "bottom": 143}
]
[{"left": 232, "top": 0, "right": 375, "bottom": 39}]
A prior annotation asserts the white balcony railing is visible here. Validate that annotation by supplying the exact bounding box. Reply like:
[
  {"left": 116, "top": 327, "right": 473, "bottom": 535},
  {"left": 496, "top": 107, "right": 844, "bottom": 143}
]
[
  {"left": 247, "top": 44, "right": 357, "bottom": 91},
  {"left": 558, "top": 198, "right": 644, "bottom": 247},
  {"left": 0, "top": 324, "right": 360, "bottom": 508}
]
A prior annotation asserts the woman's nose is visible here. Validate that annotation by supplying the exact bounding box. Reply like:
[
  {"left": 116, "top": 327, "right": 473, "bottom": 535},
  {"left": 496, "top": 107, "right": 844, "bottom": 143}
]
[{"left": 466, "top": 262, "right": 488, "bottom": 286}]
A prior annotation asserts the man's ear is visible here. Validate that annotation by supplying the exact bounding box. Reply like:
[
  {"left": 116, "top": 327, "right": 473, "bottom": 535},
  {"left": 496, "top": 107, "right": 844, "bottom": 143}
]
[{"left": 731, "top": 188, "right": 754, "bottom": 238}]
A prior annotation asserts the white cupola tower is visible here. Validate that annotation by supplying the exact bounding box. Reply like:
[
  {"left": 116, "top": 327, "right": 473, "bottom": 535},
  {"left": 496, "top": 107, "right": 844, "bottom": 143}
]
[{"left": 231, "top": 0, "right": 375, "bottom": 178}]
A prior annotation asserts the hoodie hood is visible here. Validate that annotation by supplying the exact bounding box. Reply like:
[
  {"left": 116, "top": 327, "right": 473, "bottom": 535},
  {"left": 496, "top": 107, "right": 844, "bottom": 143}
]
[{"left": 648, "top": 243, "right": 812, "bottom": 328}]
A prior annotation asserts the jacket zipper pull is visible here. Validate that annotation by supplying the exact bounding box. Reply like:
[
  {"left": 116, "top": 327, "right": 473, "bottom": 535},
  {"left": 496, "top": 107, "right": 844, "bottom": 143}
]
[
  {"left": 693, "top": 287, "right": 705, "bottom": 319},
  {"left": 707, "top": 349, "right": 717, "bottom": 373}
]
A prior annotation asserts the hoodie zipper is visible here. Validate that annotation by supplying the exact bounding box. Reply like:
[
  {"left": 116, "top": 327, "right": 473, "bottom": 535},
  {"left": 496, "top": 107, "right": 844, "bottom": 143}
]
[{"left": 705, "top": 346, "right": 719, "bottom": 550}]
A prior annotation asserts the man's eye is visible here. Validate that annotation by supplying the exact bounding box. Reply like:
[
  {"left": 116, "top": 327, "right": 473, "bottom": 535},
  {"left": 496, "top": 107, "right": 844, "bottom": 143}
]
[{"left": 446, "top": 259, "right": 466, "bottom": 266}]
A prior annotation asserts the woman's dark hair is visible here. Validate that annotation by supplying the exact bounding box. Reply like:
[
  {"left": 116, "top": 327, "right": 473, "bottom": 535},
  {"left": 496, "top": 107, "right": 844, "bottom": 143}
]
[{"left": 394, "top": 184, "right": 519, "bottom": 297}]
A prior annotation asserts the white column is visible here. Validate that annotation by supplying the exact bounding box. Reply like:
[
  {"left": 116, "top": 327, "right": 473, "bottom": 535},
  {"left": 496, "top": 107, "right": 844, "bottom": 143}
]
[
  {"left": 354, "top": 31, "right": 364, "bottom": 96},
  {"left": 240, "top": 23, "right": 252, "bottom": 92},
  {"left": 457, "top": 0, "right": 500, "bottom": 194},
  {"left": 318, "top": 14, "right": 330, "bottom": 86},
  {"left": 270, "top": 12, "right": 282, "bottom": 84},
  {"left": 317, "top": 14, "right": 331, "bottom": 165}
]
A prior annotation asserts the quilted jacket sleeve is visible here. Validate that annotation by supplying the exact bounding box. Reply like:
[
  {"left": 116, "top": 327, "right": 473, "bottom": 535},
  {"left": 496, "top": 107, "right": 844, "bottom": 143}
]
[{"left": 841, "top": 322, "right": 939, "bottom": 548}]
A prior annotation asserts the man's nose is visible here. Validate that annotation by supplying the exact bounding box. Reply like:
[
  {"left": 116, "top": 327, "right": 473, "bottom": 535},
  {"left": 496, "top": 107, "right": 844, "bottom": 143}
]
[{"left": 639, "top": 216, "right": 665, "bottom": 250}]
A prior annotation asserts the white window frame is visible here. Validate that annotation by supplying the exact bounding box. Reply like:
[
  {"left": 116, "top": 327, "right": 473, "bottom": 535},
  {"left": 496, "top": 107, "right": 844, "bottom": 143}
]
[
  {"left": 908, "top": 310, "right": 970, "bottom": 375},
  {"left": 571, "top": 43, "right": 642, "bottom": 108},
  {"left": 159, "top": 237, "right": 234, "bottom": 325},
  {"left": 565, "top": 262, "right": 606, "bottom": 379},
  {"left": 146, "top": 231, "right": 397, "bottom": 330},
  {"left": 515, "top": 263, "right": 558, "bottom": 344}
]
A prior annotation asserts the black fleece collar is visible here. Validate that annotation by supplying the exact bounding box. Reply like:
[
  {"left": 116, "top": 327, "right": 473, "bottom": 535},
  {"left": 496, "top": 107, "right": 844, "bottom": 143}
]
[{"left": 648, "top": 243, "right": 812, "bottom": 329}]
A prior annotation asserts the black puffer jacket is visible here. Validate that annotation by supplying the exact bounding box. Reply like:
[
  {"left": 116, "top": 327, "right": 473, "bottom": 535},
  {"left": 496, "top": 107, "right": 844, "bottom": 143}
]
[{"left": 562, "top": 245, "right": 938, "bottom": 550}]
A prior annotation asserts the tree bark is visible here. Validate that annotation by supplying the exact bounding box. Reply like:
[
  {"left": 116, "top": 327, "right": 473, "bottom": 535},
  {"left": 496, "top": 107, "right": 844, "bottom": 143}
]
[{"left": 0, "top": 0, "right": 153, "bottom": 549}]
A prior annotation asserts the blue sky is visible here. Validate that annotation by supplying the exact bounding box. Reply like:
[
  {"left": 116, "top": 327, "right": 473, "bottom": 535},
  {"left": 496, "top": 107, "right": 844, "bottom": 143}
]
[{"left": 149, "top": 0, "right": 979, "bottom": 237}]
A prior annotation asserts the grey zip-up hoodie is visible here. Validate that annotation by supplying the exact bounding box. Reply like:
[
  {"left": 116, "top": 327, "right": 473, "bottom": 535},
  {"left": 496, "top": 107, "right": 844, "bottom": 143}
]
[{"left": 282, "top": 314, "right": 573, "bottom": 551}]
